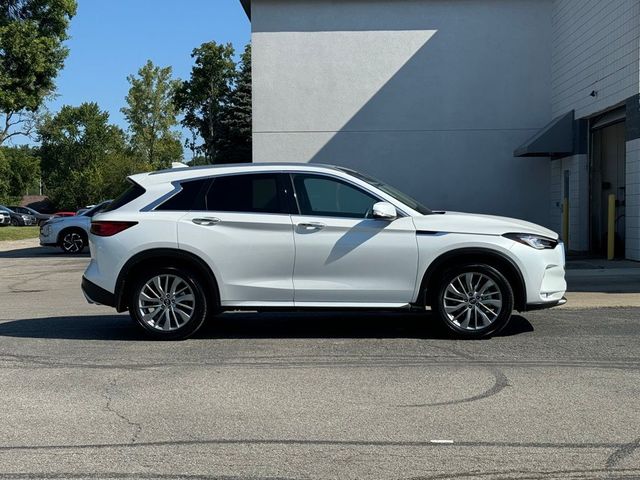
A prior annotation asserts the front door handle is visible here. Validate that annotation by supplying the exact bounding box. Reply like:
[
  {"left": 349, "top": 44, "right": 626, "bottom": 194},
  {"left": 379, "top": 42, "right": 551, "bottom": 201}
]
[
  {"left": 298, "top": 222, "right": 325, "bottom": 231},
  {"left": 192, "top": 217, "right": 220, "bottom": 226}
]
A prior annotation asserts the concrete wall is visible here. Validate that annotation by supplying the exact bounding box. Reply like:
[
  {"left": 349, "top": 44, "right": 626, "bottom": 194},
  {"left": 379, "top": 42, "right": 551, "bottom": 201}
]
[
  {"left": 551, "top": 0, "right": 640, "bottom": 119},
  {"left": 251, "top": 0, "right": 554, "bottom": 227}
]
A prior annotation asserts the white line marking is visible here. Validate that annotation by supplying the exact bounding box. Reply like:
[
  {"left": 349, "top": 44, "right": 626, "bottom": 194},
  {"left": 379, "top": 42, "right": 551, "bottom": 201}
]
[{"left": 430, "top": 439, "right": 454, "bottom": 444}]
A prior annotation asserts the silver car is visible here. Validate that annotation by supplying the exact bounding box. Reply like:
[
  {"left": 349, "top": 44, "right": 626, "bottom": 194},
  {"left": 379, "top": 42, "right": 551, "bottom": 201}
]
[{"left": 40, "top": 200, "right": 112, "bottom": 253}]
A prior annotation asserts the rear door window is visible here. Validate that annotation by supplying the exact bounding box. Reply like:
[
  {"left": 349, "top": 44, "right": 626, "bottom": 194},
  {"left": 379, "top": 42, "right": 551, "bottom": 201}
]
[{"left": 204, "top": 174, "right": 287, "bottom": 214}]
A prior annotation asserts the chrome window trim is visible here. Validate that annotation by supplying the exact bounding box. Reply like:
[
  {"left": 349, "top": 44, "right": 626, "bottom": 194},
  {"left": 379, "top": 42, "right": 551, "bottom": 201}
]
[{"left": 141, "top": 169, "right": 413, "bottom": 217}]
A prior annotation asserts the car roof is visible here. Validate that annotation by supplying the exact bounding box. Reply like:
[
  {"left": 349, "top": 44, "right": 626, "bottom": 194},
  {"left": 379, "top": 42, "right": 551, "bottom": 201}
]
[{"left": 131, "top": 163, "right": 344, "bottom": 186}]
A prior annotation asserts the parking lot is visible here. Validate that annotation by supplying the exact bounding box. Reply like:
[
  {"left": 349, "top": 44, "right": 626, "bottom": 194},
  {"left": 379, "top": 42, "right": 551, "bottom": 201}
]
[{"left": 0, "top": 240, "right": 639, "bottom": 479}]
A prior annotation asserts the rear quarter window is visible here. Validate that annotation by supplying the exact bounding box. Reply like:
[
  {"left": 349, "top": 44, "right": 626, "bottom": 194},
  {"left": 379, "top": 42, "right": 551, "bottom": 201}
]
[
  {"left": 102, "top": 183, "right": 146, "bottom": 212},
  {"left": 155, "top": 178, "right": 210, "bottom": 211}
]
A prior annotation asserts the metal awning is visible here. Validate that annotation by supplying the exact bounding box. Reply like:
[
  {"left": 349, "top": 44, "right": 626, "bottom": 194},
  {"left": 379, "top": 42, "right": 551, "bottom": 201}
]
[{"left": 514, "top": 110, "right": 575, "bottom": 158}]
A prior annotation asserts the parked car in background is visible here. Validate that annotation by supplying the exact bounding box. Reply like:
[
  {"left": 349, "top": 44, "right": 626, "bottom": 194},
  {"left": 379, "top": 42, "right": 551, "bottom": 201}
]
[
  {"left": 40, "top": 200, "right": 112, "bottom": 253},
  {"left": 81, "top": 163, "right": 567, "bottom": 340},
  {"left": 53, "top": 211, "right": 76, "bottom": 218},
  {"left": 8, "top": 206, "right": 53, "bottom": 226},
  {"left": 0, "top": 205, "right": 37, "bottom": 226},
  {"left": 0, "top": 210, "right": 10, "bottom": 226}
]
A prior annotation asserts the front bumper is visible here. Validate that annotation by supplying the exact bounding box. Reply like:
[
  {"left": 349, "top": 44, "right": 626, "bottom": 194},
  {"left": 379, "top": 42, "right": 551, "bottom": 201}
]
[
  {"left": 525, "top": 296, "right": 567, "bottom": 311},
  {"left": 510, "top": 240, "right": 567, "bottom": 305},
  {"left": 81, "top": 276, "right": 116, "bottom": 307},
  {"left": 39, "top": 224, "right": 57, "bottom": 246}
]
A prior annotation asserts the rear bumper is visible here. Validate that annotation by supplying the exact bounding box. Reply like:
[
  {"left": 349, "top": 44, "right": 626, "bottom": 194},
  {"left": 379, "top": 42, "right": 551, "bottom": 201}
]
[
  {"left": 81, "top": 276, "right": 115, "bottom": 308},
  {"left": 524, "top": 296, "right": 567, "bottom": 312}
]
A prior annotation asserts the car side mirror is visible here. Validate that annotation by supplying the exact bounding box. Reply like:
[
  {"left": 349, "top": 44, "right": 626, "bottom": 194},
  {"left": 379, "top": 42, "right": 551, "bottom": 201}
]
[{"left": 372, "top": 202, "right": 397, "bottom": 221}]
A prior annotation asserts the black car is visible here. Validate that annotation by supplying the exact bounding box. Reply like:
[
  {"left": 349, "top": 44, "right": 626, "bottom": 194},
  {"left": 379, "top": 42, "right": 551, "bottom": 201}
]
[
  {"left": 9, "top": 206, "right": 53, "bottom": 226},
  {"left": 0, "top": 205, "right": 37, "bottom": 226}
]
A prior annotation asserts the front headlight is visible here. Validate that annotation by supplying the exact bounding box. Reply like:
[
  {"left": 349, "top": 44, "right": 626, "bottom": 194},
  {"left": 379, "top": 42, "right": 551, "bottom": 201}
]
[
  {"left": 503, "top": 233, "right": 558, "bottom": 250},
  {"left": 21, "top": 215, "right": 30, "bottom": 220}
]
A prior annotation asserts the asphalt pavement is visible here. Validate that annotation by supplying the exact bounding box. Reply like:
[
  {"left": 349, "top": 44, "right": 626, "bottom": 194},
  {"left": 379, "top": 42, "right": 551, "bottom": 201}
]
[{"left": 0, "top": 241, "right": 639, "bottom": 479}]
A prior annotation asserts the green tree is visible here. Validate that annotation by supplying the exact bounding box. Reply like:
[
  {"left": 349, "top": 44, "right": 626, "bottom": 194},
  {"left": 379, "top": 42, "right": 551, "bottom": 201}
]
[
  {"left": 0, "top": 149, "right": 9, "bottom": 201},
  {"left": 0, "top": 0, "right": 77, "bottom": 145},
  {"left": 222, "top": 44, "right": 252, "bottom": 163},
  {"left": 121, "top": 60, "right": 183, "bottom": 170},
  {"left": 174, "top": 41, "right": 236, "bottom": 164},
  {"left": 1, "top": 145, "right": 40, "bottom": 197},
  {"left": 38, "top": 102, "right": 138, "bottom": 209}
]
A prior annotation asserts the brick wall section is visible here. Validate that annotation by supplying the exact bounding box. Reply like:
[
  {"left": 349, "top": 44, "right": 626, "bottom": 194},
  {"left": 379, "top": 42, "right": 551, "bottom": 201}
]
[
  {"left": 627, "top": 138, "right": 640, "bottom": 260},
  {"left": 549, "top": 154, "right": 589, "bottom": 251},
  {"left": 550, "top": 160, "right": 562, "bottom": 234},
  {"left": 552, "top": 0, "right": 640, "bottom": 119}
]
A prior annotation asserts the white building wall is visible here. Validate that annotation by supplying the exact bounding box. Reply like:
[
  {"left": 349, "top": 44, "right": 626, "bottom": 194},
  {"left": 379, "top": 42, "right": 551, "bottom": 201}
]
[
  {"left": 550, "top": 0, "right": 640, "bottom": 255},
  {"left": 251, "top": 0, "right": 554, "bottom": 227},
  {"left": 552, "top": 0, "right": 640, "bottom": 119},
  {"left": 627, "top": 138, "right": 640, "bottom": 261},
  {"left": 550, "top": 155, "right": 589, "bottom": 251},
  {"left": 549, "top": 160, "right": 562, "bottom": 235}
]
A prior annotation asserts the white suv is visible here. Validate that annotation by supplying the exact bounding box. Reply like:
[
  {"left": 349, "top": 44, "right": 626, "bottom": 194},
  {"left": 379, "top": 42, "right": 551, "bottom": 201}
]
[
  {"left": 40, "top": 200, "right": 112, "bottom": 253},
  {"left": 82, "top": 163, "right": 566, "bottom": 340}
]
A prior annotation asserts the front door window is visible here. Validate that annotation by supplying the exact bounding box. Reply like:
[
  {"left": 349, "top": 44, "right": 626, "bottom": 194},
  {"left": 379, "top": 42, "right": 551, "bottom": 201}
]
[{"left": 292, "top": 174, "right": 379, "bottom": 218}]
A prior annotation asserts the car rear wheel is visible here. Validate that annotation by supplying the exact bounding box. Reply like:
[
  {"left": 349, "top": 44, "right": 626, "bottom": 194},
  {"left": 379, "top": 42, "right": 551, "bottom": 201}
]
[
  {"left": 433, "top": 264, "right": 514, "bottom": 339},
  {"left": 10, "top": 218, "right": 19, "bottom": 226},
  {"left": 60, "top": 230, "right": 86, "bottom": 254},
  {"left": 128, "top": 267, "right": 208, "bottom": 340}
]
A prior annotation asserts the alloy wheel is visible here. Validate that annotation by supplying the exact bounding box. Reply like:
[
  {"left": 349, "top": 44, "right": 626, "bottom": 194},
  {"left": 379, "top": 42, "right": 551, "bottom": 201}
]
[
  {"left": 442, "top": 272, "right": 503, "bottom": 331},
  {"left": 62, "top": 232, "right": 84, "bottom": 253},
  {"left": 137, "top": 274, "right": 196, "bottom": 332}
]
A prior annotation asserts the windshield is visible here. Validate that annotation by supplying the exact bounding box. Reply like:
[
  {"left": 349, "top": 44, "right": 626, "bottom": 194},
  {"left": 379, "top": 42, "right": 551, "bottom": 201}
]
[
  {"left": 337, "top": 168, "right": 432, "bottom": 215},
  {"left": 0, "top": 206, "right": 14, "bottom": 214}
]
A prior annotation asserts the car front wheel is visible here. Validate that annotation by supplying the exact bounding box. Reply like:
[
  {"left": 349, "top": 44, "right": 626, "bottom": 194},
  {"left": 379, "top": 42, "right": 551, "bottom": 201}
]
[
  {"left": 433, "top": 264, "right": 514, "bottom": 339},
  {"left": 60, "top": 231, "right": 86, "bottom": 254},
  {"left": 128, "top": 267, "right": 208, "bottom": 340}
]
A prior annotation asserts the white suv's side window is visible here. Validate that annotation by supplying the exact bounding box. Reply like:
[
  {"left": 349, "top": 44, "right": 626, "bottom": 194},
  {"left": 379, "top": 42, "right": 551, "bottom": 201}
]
[
  {"left": 292, "top": 174, "right": 378, "bottom": 219},
  {"left": 205, "top": 174, "right": 286, "bottom": 214}
]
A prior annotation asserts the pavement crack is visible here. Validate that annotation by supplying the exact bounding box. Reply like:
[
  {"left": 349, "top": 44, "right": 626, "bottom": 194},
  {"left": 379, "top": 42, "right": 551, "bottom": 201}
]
[
  {"left": 103, "top": 376, "right": 142, "bottom": 444},
  {"left": 397, "top": 346, "right": 510, "bottom": 407},
  {"left": 606, "top": 435, "right": 640, "bottom": 469}
]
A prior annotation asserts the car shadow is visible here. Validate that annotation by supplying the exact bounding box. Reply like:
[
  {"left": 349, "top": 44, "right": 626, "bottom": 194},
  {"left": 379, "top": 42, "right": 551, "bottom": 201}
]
[
  {"left": 0, "top": 312, "right": 533, "bottom": 341},
  {"left": 0, "top": 246, "right": 90, "bottom": 258}
]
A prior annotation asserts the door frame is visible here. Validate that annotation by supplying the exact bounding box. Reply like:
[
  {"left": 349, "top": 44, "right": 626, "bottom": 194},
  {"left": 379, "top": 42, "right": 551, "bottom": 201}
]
[{"left": 588, "top": 108, "right": 626, "bottom": 257}]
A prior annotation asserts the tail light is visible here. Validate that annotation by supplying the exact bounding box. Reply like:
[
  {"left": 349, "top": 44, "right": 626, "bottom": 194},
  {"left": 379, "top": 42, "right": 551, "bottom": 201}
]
[{"left": 90, "top": 221, "right": 137, "bottom": 237}]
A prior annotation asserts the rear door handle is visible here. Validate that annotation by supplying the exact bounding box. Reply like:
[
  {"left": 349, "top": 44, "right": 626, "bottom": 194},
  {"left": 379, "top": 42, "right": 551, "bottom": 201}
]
[
  {"left": 298, "top": 222, "right": 325, "bottom": 231},
  {"left": 192, "top": 217, "right": 220, "bottom": 226}
]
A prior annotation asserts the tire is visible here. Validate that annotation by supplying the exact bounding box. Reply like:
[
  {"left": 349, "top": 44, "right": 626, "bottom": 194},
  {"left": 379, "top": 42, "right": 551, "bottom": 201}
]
[
  {"left": 60, "top": 230, "right": 87, "bottom": 254},
  {"left": 432, "top": 263, "right": 514, "bottom": 339},
  {"left": 128, "top": 266, "right": 208, "bottom": 340},
  {"left": 10, "top": 218, "right": 19, "bottom": 226}
]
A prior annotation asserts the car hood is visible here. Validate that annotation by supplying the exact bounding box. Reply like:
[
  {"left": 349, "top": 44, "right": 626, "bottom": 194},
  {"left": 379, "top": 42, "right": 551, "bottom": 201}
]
[
  {"left": 46, "top": 215, "right": 89, "bottom": 227},
  {"left": 412, "top": 211, "right": 559, "bottom": 239}
]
